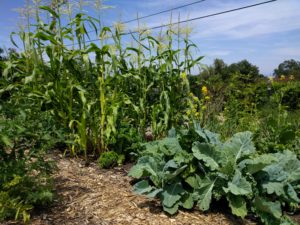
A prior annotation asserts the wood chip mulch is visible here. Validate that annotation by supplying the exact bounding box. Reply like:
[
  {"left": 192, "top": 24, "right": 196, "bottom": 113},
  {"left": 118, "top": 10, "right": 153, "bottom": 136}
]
[{"left": 3, "top": 152, "right": 291, "bottom": 225}]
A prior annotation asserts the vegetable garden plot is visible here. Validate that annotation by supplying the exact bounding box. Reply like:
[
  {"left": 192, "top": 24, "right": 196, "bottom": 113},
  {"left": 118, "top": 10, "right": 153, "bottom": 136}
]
[{"left": 3, "top": 151, "right": 248, "bottom": 225}]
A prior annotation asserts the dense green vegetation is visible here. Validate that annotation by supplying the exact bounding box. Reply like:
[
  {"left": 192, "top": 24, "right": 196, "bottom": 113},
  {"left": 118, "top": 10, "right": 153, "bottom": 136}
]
[
  {"left": 129, "top": 124, "right": 299, "bottom": 224},
  {"left": 0, "top": 1, "right": 299, "bottom": 224}
]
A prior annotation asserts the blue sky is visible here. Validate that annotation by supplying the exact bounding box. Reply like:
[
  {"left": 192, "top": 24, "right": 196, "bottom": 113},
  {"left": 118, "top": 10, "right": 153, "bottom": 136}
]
[{"left": 0, "top": 0, "right": 300, "bottom": 75}]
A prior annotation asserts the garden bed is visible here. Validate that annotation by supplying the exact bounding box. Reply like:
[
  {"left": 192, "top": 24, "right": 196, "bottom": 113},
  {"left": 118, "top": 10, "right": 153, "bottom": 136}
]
[{"left": 3, "top": 151, "right": 255, "bottom": 225}]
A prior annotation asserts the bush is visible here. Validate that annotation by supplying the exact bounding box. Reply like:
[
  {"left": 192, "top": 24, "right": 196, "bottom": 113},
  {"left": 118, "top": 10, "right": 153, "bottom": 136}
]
[
  {"left": 98, "top": 151, "right": 120, "bottom": 169},
  {"left": 0, "top": 112, "right": 57, "bottom": 223}
]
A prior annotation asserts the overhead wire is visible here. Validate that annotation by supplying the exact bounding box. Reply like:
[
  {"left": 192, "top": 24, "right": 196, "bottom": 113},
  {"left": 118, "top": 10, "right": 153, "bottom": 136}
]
[
  {"left": 86, "top": 0, "right": 207, "bottom": 34},
  {"left": 67, "top": 0, "right": 278, "bottom": 46},
  {"left": 122, "top": 0, "right": 278, "bottom": 35}
]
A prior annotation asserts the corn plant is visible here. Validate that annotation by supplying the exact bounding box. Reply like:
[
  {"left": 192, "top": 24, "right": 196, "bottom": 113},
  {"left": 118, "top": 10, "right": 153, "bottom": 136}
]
[{"left": 3, "top": 1, "right": 204, "bottom": 160}]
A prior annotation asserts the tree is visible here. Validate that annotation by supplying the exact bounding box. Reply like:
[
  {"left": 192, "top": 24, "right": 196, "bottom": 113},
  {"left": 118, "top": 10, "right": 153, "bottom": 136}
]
[
  {"left": 213, "top": 58, "right": 230, "bottom": 81},
  {"left": 228, "top": 60, "right": 261, "bottom": 83},
  {"left": 274, "top": 59, "right": 300, "bottom": 79}
]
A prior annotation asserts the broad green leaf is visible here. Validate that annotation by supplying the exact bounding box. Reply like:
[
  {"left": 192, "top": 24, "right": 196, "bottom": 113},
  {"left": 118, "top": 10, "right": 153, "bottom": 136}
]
[
  {"left": 227, "top": 194, "right": 247, "bottom": 218},
  {"left": 286, "top": 183, "right": 300, "bottom": 203},
  {"left": 193, "top": 122, "right": 208, "bottom": 142},
  {"left": 163, "top": 202, "right": 179, "bottom": 215},
  {"left": 128, "top": 156, "right": 158, "bottom": 178},
  {"left": 263, "top": 151, "right": 300, "bottom": 182},
  {"left": 147, "top": 188, "right": 163, "bottom": 198},
  {"left": 163, "top": 160, "right": 178, "bottom": 171},
  {"left": 133, "top": 180, "right": 153, "bottom": 195},
  {"left": 262, "top": 182, "right": 285, "bottom": 197},
  {"left": 224, "top": 170, "right": 252, "bottom": 196},
  {"left": 195, "top": 178, "right": 216, "bottom": 211},
  {"left": 174, "top": 151, "right": 193, "bottom": 165},
  {"left": 185, "top": 175, "right": 201, "bottom": 189},
  {"left": 161, "top": 182, "right": 184, "bottom": 208},
  {"left": 181, "top": 193, "right": 194, "bottom": 209},
  {"left": 143, "top": 137, "right": 182, "bottom": 157},
  {"left": 254, "top": 197, "right": 282, "bottom": 219},
  {"left": 192, "top": 142, "right": 220, "bottom": 171},
  {"left": 222, "top": 131, "right": 255, "bottom": 164},
  {"left": 253, "top": 197, "right": 282, "bottom": 220},
  {"left": 203, "top": 129, "right": 221, "bottom": 145},
  {"left": 164, "top": 165, "right": 188, "bottom": 181},
  {"left": 239, "top": 154, "right": 277, "bottom": 174},
  {"left": 193, "top": 122, "right": 221, "bottom": 145},
  {"left": 159, "top": 137, "right": 182, "bottom": 155}
]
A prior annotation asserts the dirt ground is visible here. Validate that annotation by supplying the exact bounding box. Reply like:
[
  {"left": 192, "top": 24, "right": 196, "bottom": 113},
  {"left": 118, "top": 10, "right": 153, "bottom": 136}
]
[{"left": 2, "top": 152, "right": 298, "bottom": 225}]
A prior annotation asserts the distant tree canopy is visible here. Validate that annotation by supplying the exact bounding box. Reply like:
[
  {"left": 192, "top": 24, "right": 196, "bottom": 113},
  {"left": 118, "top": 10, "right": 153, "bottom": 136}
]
[
  {"left": 199, "top": 58, "right": 262, "bottom": 83},
  {"left": 227, "top": 59, "right": 262, "bottom": 82},
  {"left": 212, "top": 58, "right": 229, "bottom": 80},
  {"left": 274, "top": 59, "right": 300, "bottom": 79}
]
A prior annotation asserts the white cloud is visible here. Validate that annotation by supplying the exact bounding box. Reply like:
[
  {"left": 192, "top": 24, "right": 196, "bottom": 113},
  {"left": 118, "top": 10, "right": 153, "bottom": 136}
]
[
  {"left": 123, "top": 0, "right": 300, "bottom": 40},
  {"left": 191, "top": 0, "right": 300, "bottom": 39}
]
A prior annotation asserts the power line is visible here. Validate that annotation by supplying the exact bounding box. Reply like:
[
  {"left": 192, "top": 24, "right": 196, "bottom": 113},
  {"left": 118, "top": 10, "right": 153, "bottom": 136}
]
[
  {"left": 118, "top": 0, "right": 206, "bottom": 24},
  {"left": 86, "top": 0, "right": 206, "bottom": 34},
  {"left": 122, "top": 0, "right": 278, "bottom": 35},
  {"left": 68, "top": 0, "right": 277, "bottom": 46}
]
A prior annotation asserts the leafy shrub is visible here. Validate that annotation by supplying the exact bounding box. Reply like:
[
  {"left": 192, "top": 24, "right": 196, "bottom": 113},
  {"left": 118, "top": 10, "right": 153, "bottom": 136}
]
[
  {"left": 98, "top": 151, "right": 120, "bottom": 169},
  {"left": 108, "top": 121, "right": 144, "bottom": 159},
  {"left": 273, "top": 82, "right": 300, "bottom": 110},
  {"left": 0, "top": 116, "right": 56, "bottom": 223},
  {"left": 129, "top": 123, "right": 299, "bottom": 225},
  {"left": 253, "top": 111, "right": 300, "bottom": 155},
  {"left": 0, "top": 97, "right": 62, "bottom": 223}
]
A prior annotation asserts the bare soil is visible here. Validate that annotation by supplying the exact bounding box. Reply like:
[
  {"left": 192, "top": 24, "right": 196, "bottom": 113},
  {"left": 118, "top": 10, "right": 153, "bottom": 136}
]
[{"left": 2, "top": 152, "right": 298, "bottom": 225}]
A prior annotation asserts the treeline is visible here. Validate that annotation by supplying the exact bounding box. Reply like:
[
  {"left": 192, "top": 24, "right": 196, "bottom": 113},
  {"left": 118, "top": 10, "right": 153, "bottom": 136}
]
[{"left": 188, "top": 58, "right": 300, "bottom": 113}]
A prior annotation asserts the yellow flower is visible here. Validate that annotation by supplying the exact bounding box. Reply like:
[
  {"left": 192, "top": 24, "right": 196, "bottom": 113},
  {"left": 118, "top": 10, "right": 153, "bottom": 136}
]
[
  {"left": 280, "top": 75, "right": 285, "bottom": 80},
  {"left": 201, "top": 86, "right": 208, "bottom": 95},
  {"left": 181, "top": 72, "right": 187, "bottom": 79}
]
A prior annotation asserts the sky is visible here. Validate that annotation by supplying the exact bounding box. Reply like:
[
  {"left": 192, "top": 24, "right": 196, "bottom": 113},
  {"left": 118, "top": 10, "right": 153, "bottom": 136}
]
[{"left": 0, "top": 0, "right": 300, "bottom": 75}]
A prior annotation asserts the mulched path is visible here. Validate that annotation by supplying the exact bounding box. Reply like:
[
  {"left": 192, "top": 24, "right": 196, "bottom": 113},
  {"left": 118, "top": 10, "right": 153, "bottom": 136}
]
[{"left": 2, "top": 152, "right": 299, "bottom": 225}]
